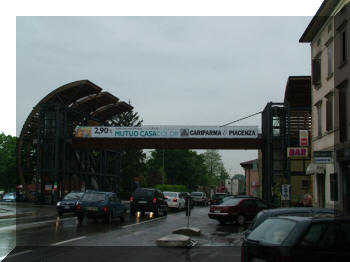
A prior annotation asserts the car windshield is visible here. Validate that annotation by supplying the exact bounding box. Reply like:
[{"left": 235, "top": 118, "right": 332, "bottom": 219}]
[
  {"left": 64, "top": 192, "right": 83, "bottom": 200},
  {"left": 81, "top": 192, "right": 106, "bottom": 202},
  {"left": 134, "top": 189, "right": 155, "bottom": 198},
  {"left": 191, "top": 192, "right": 203, "bottom": 196},
  {"left": 164, "top": 192, "right": 177, "bottom": 197},
  {"left": 221, "top": 198, "right": 241, "bottom": 206},
  {"left": 250, "top": 211, "right": 264, "bottom": 230},
  {"left": 248, "top": 218, "right": 296, "bottom": 245},
  {"left": 4, "top": 193, "right": 15, "bottom": 198}
]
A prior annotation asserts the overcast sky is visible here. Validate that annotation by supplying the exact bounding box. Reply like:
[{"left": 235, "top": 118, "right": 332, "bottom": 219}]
[{"left": 5, "top": 0, "right": 325, "bottom": 175}]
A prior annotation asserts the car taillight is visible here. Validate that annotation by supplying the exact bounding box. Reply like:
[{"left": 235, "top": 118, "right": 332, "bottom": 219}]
[
  {"left": 173, "top": 198, "right": 177, "bottom": 202},
  {"left": 77, "top": 204, "right": 81, "bottom": 210},
  {"left": 103, "top": 206, "right": 108, "bottom": 212},
  {"left": 153, "top": 197, "right": 157, "bottom": 204},
  {"left": 130, "top": 196, "right": 134, "bottom": 202}
]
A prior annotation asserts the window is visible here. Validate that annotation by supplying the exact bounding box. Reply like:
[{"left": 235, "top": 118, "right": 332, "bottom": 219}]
[
  {"left": 339, "top": 86, "right": 348, "bottom": 142},
  {"left": 316, "top": 102, "right": 322, "bottom": 137},
  {"left": 326, "top": 93, "right": 334, "bottom": 131},
  {"left": 330, "top": 173, "right": 338, "bottom": 201},
  {"left": 312, "top": 58, "right": 321, "bottom": 86},
  {"left": 302, "top": 180, "right": 310, "bottom": 189},
  {"left": 300, "top": 223, "right": 329, "bottom": 248},
  {"left": 327, "top": 44, "right": 333, "bottom": 76},
  {"left": 341, "top": 30, "right": 347, "bottom": 63}
]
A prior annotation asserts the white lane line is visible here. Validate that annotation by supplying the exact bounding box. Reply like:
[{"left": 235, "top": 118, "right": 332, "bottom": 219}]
[
  {"left": 122, "top": 216, "right": 166, "bottom": 229},
  {"left": 0, "top": 217, "right": 74, "bottom": 232},
  {"left": 50, "top": 236, "right": 86, "bottom": 246},
  {"left": 0, "top": 250, "right": 33, "bottom": 260}
]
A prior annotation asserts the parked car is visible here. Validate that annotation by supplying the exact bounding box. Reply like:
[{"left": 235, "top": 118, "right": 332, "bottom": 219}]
[
  {"left": 75, "top": 191, "right": 126, "bottom": 224},
  {"left": 241, "top": 215, "right": 350, "bottom": 262},
  {"left": 57, "top": 191, "right": 84, "bottom": 217},
  {"left": 1, "top": 192, "right": 16, "bottom": 202},
  {"left": 129, "top": 188, "right": 168, "bottom": 217},
  {"left": 211, "top": 193, "right": 229, "bottom": 205},
  {"left": 163, "top": 191, "right": 186, "bottom": 211},
  {"left": 244, "top": 207, "right": 339, "bottom": 238},
  {"left": 208, "top": 197, "right": 270, "bottom": 225},
  {"left": 191, "top": 191, "right": 208, "bottom": 206}
]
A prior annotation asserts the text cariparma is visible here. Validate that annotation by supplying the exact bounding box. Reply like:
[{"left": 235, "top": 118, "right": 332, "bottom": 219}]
[{"left": 190, "top": 129, "right": 256, "bottom": 136}]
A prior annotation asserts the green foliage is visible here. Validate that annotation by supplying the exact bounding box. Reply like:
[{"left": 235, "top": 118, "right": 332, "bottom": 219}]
[
  {"left": 146, "top": 149, "right": 207, "bottom": 191},
  {"left": 155, "top": 184, "right": 188, "bottom": 192},
  {"left": 0, "top": 133, "right": 17, "bottom": 191},
  {"left": 201, "top": 150, "right": 229, "bottom": 187}
]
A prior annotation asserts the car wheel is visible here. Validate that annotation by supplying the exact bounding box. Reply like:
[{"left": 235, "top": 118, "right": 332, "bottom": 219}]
[
  {"left": 163, "top": 208, "right": 167, "bottom": 216},
  {"left": 154, "top": 207, "right": 160, "bottom": 217},
  {"left": 77, "top": 215, "right": 84, "bottom": 224},
  {"left": 219, "top": 220, "right": 226, "bottom": 225},
  {"left": 120, "top": 215, "right": 125, "bottom": 223},
  {"left": 237, "top": 215, "right": 246, "bottom": 225}
]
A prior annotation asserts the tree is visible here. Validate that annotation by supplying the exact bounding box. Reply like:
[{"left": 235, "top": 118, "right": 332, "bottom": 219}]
[
  {"left": 201, "top": 150, "right": 229, "bottom": 187},
  {"left": 145, "top": 149, "right": 207, "bottom": 191},
  {"left": 0, "top": 133, "right": 17, "bottom": 191}
]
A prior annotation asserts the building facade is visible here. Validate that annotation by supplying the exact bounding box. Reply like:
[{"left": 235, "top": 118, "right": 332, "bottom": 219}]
[
  {"left": 300, "top": 0, "right": 349, "bottom": 210},
  {"left": 240, "top": 159, "right": 259, "bottom": 197},
  {"left": 334, "top": 2, "right": 350, "bottom": 214}
]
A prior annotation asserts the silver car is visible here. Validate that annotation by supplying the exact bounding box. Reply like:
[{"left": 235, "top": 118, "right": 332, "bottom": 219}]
[{"left": 190, "top": 191, "right": 208, "bottom": 206}]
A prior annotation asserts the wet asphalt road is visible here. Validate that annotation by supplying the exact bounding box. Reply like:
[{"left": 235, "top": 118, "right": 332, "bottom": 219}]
[{"left": 1, "top": 206, "right": 246, "bottom": 262}]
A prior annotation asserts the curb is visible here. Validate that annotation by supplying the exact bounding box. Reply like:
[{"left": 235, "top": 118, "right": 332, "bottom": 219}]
[{"left": 0, "top": 212, "right": 34, "bottom": 219}]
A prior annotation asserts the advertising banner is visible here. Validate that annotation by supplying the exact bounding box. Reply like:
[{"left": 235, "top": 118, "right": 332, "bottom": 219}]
[
  {"left": 75, "top": 125, "right": 259, "bottom": 139},
  {"left": 299, "top": 130, "right": 309, "bottom": 146}
]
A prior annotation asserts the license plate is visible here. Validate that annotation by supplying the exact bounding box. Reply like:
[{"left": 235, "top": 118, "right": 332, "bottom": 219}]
[
  {"left": 64, "top": 206, "right": 70, "bottom": 209},
  {"left": 138, "top": 201, "right": 147, "bottom": 204},
  {"left": 251, "top": 258, "right": 265, "bottom": 262},
  {"left": 213, "top": 210, "right": 221, "bottom": 213},
  {"left": 86, "top": 207, "right": 98, "bottom": 211}
]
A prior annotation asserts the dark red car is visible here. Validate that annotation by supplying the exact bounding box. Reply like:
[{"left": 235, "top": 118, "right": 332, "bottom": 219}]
[{"left": 208, "top": 197, "right": 271, "bottom": 225}]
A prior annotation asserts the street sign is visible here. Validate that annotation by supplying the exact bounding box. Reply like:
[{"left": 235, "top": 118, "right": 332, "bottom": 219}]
[
  {"left": 314, "top": 151, "right": 333, "bottom": 164},
  {"left": 287, "top": 147, "right": 308, "bottom": 158},
  {"left": 281, "top": 184, "right": 291, "bottom": 201}
]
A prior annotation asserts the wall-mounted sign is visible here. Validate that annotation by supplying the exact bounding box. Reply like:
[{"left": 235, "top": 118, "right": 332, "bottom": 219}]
[
  {"left": 75, "top": 125, "right": 259, "bottom": 139},
  {"left": 287, "top": 147, "right": 308, "bottom": 158},
  {"left": 299, "top": 130, "right": 309, "bottom": 146},
  {"left": 314, "top": 151, "right": 333, "bottom": 164},
  {"left": 281, "top": 184, "right": 291, "bottom": 201}
]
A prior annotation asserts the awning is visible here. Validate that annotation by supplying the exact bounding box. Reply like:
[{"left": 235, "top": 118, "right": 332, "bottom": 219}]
[{"left": 306, "top": 163, "right": 325, "bottom": 175}]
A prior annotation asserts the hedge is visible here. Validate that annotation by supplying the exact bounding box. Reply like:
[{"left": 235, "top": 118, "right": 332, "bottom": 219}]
[{"left": 155, "top": 184, "right": 188, "bottom": 192}]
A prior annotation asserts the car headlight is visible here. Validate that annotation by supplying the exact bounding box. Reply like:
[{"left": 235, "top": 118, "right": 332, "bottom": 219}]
[{"left": 57, "top": 202, "right": 61, "bottom": 206}]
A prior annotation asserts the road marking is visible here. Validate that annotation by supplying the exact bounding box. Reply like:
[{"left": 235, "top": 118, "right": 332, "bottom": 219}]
[
  {"left": 0, "top": 250, "right": 33, "bottom": 260},
  {"left": 50, "top": 236, "right": 86, "bottom": 246},
  {"left": 0, "top": 217, "right": 75, "bottom": 232},
  {"left": 122, "top": 216, "right": 166, "bottom": 229}
]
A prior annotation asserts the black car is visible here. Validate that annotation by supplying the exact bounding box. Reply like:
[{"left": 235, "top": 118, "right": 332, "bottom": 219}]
[
  {"left": 130, "top": 188, "right": 168, "bottom": 217},
  {"left": 75, "top": 191, "right": 126, "bottom": 224},
  {"left": 241, "top": 215, "right": 350, "bottom": 262},
  {"left": 211, "top": 193, "right": 229, "bottom": 205},
  {"left": 244, "top": 207, "right": 338, "bottom": 238},
  {"left": 57, "top": 191, "right": 84, "bottom": 217}
]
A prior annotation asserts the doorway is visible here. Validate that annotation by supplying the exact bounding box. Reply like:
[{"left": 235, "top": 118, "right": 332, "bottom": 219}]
[{"left": 316, "top": 173, "right": 325, "bottom": 208}]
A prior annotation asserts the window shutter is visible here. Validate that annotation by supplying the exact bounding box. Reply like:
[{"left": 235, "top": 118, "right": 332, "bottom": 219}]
[{"left": 312, "top": 59, "right": 321, "bottom": 85}]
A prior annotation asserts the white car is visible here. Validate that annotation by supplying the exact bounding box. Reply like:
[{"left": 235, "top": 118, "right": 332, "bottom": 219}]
[{"left": 163, "top": 192, "right": 186, "bottom": 211}]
